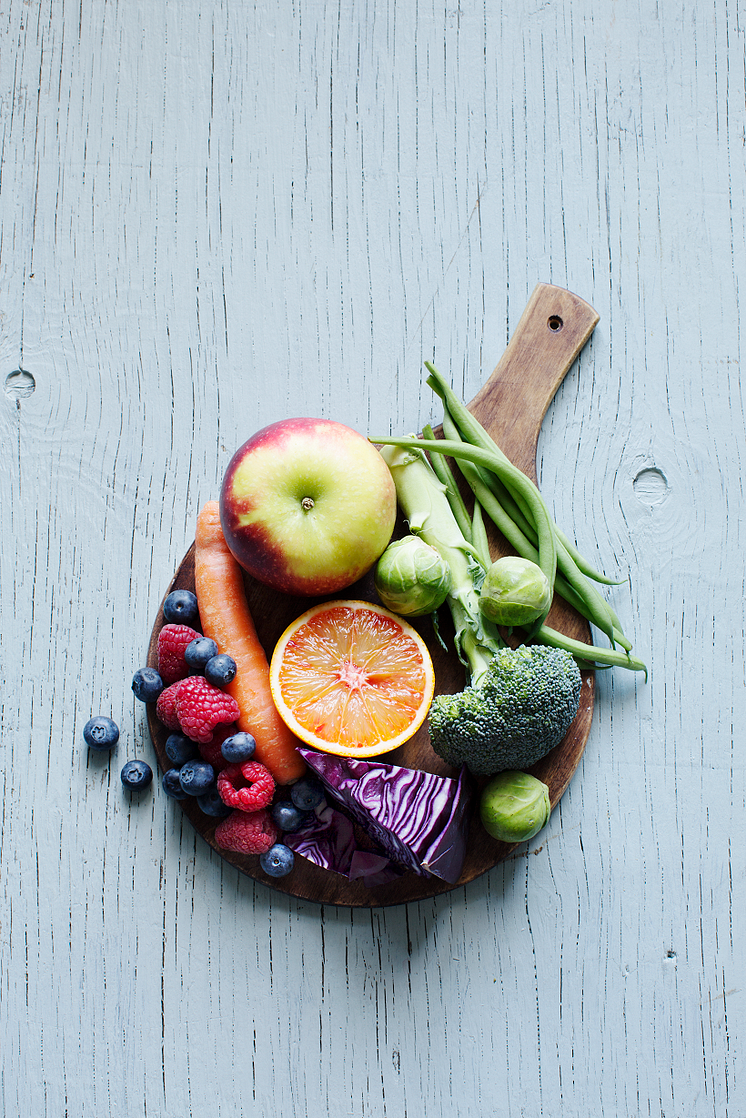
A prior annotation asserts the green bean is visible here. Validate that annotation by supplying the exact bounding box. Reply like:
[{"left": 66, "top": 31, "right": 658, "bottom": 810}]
[
  {"left": 427, "top": 363, "right": 622, "bottom": 588},
  {"left": 484, "top": 469, "right": 536, "bottom": 540},
  {"left": 442, "top": 415, "right": 540, "bottom": 560},
  {"left": 422, "top": 424, "right": 473, "bottom": 541},
  {"left": 469, "top": 498, "right": 492, "bottom": 569},
  {"left": 535, "top": 625, "right": 647, "bottom": 678},
  {"left": 553, "top": 526, "right": 626, "bottom": 587},
  {"left": 440, "top": 401, "right": 464, "bottom": 449},
  {"left": 425, "top": 362, "right": 512, "bottom": 464},
  {"left": 555, "top": 536, "right": 629, "bottom": 648},
  {"left": 442, "top": 403, "right": 549, "bottom": 558}
]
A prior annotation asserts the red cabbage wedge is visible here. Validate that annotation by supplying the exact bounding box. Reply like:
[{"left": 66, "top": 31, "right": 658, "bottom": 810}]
[{"left": 297, "top": 748, "right": 473, "bottom": 884}]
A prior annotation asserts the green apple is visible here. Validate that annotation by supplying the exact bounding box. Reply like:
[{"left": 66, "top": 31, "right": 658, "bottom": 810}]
[{"left": 219, "top": 417, "right": 397, "bottom": 595}]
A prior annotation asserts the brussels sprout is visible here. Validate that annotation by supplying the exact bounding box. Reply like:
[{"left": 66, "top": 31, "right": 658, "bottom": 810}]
[
  {"left": 479, "top": 770, "right": 551, "bottom": 843},
  {"left": 374, "top": 535, "right": 452, "bottom": 617},
  {"left": 478, "top": 555, "right": 552, "bottom": 626}
]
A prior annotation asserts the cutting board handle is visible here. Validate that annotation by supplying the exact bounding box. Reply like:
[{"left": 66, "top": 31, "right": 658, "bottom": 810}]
[{"left": 466, "top": 284, "right": 600, "bottom": 482}]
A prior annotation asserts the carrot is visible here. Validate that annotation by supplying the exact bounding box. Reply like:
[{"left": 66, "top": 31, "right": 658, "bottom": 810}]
[{"left": 194, "top": 501, "right": 307, "bottom": 785}]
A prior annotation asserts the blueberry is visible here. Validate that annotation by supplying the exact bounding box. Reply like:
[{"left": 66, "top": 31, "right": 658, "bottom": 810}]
[
  {"left": 197, "top": 787, "right": 232, "bottom": 818},
  {"left": 290, "top": 777, "right": 326, "bottom": 812},
  {"left": 271, "top": 800, "right": 312, "bottom": 833},
  {"left": 163, "top": 589, "right": 200, "bottom": 627},
  {"left": 84, "top": 716, "right": 120, "bottom": 751},
  {"left": 184, "top": 637, "right": 219, "bottom": 674},
  {"left": 162, "top": 768, "right": 188, "bottom": 799},
  {"left": 131, "top": 667, "right": 164, "bottom": 702},
  {"left": 259, "top": 843, "right": 295, "bottom": 878},
  {"left": 220, "top": 731, "right": 256, "bottom": 764},
  {"left": 178, "top": 759, "right": 215, "bottom": 796},
  {"left": 204, "top": 653, "right": 237, "bottom": 687},
  {"left": 164, "top": 732, "right": 199, "bottom": 767},
  {"left": 121, "top": 759, "right": 153, "bottom": 790}
]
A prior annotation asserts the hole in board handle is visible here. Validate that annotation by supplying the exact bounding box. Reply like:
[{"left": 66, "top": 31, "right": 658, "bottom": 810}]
[{"left": 547, "top": 315, "right": 563, "bottom": 332}]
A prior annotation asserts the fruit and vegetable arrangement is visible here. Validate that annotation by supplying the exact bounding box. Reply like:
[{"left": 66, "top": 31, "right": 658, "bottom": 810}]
[{"left": 87, "top": 302, "right": 647, "bottom": 901}]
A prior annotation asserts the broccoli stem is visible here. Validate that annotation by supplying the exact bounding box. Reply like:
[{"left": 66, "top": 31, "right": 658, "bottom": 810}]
[{"left": 379, "top": 443, "right": 503, "bottom": 684}]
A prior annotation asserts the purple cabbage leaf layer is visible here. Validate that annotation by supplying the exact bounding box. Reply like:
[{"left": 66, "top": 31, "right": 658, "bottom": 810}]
[
  {"left": 296, "top": 749, "right": 473, "bottom": 884},
  {"left": 284, "top": 804, "right": 402, "bottom": 888}
]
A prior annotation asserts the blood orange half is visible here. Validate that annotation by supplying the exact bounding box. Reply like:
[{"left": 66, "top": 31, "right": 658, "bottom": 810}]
[{"left": 269, "top": 600, "right": 435, "bottom": 758}]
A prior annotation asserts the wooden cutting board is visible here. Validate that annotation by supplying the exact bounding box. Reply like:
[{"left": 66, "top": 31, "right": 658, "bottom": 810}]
[{"left": 147, "top": 283, "right": 600, "bottom": 907}]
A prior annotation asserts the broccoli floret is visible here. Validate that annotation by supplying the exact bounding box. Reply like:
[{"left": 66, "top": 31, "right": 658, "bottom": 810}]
[{"left": 428, "top": 644, "right": 582, "bottom": 775}]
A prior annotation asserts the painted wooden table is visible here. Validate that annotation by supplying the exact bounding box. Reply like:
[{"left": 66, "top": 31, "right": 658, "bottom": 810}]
[{"left": 1, "top": 2, "right": 742, "bottom": 1115}]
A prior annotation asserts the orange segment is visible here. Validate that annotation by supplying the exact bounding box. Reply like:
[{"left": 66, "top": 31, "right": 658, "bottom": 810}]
[{"left": 269, "top": 600, "right": 435, "bottom": 758}]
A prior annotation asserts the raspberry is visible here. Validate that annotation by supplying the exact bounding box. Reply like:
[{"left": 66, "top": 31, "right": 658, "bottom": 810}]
[
  {"left": 174, "top": 675, "right": 240, "bottom": 744},
  {"left": 217, "top": 761, "right": 275, "bottom": 812},
  {"left": 214, "top": 808, "right": 279, "bottom": 854},
  {"left": 155, "top": 680, "right": 186, "bottom": 731},
  {"left": 157, "top": 623, "right": 201, "bottom": 684},
  {"left": 198, "top": 723, "right": 236, "bottom": 770}
]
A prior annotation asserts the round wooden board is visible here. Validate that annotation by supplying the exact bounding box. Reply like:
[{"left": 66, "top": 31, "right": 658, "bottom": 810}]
[{"left": 146, "top": 284, "right": 601, "bottom": 907}]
